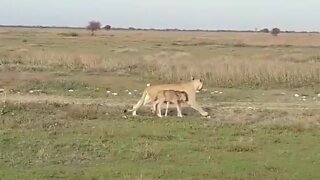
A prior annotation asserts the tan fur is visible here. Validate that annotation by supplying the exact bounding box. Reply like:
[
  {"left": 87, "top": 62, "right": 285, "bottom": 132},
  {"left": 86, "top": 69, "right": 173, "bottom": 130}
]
[
  {"left": 126, "top": 78, "right": 209, "bottom": 117},
  {"left": 154, "top": 90, "right": 188, "bottom": 117}
]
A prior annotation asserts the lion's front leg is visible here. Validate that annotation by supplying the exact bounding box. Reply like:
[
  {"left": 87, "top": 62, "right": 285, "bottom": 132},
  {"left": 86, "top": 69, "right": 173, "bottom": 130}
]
[{"left": 187, "top": 100, "right": 208, "bottom": 117}]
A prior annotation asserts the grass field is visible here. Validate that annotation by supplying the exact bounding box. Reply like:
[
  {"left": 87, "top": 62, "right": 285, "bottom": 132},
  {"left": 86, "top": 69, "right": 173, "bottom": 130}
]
[{"left": 0, "top": 27, "right": 320, "bottom": 179}]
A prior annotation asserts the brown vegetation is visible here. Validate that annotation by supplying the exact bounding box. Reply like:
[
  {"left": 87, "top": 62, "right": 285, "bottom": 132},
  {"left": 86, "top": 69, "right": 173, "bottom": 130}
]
[
  {"left": 1, "top": 29, "right": 319, "bottom": 88},
  {"left": 1, "top": 51, "right": 319, "bottom": 88}
]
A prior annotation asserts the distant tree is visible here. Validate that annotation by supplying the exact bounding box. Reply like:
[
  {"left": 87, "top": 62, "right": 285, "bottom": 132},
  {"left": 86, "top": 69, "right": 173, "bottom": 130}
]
[
  {"left": 259, "top": 28, "right": 269, "bottom": 33},
  {"left": 86, "top": 21, "right": 101, "bottom": 35},
  {"left": 104, "top": 25, "right": 111, "bottom": 30},
  {"left": 271, "top": 28, "right": 280, "bottom": 36}
]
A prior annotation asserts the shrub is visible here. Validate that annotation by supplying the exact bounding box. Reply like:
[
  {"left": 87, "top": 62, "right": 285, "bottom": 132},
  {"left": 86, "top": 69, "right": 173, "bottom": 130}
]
[{"left": 271, "top": 28, "right": 280, "bottom": 36}]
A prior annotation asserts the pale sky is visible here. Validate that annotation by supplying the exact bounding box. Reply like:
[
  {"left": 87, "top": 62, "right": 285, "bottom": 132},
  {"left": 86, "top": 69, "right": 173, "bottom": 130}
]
[{"left": 1, "top": 0, "right": 319, "bottom": 31}]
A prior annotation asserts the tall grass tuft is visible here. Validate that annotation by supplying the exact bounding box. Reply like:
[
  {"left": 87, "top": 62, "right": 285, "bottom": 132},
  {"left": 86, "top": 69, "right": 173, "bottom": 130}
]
[{"left": 1, "top": 51, "right": 319, "bottom": 88}]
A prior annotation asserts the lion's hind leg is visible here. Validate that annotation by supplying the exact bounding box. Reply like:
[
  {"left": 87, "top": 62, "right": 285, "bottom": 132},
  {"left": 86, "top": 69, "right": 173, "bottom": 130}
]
[{"left": 157, "top": 101, "right": 164, "bottom": 118}]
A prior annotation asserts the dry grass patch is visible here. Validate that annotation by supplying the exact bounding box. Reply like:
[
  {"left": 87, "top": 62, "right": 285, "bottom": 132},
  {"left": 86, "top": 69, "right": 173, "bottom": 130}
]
[
  {"left": 1, "top": 50, "right": 319, "bottom": 88},
  {"left": 66, "top": 104, "right": 100, "bottom": 120},
  {"left": 1, "top": 29, "right": 320, "bottom": 88}
]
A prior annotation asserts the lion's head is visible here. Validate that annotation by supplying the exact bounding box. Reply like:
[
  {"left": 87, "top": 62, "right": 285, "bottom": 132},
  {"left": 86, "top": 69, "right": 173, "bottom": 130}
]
[{"left": 191, "top": 77, "right": 203, "bottom": 91}]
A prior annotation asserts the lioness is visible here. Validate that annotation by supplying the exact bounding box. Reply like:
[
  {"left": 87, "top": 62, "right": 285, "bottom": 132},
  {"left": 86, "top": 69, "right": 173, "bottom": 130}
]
[
  {"left": 154, "top": 90, "right": 188, "bottom": 118},
  {"left": 126, "top": 77, "right": 209, "bottom": 117}
]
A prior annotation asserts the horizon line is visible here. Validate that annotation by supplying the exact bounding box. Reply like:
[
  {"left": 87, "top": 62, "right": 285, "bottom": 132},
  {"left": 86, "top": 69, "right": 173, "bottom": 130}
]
[{"left": 0, "top": 24, "right": 319, "bottom": 33}]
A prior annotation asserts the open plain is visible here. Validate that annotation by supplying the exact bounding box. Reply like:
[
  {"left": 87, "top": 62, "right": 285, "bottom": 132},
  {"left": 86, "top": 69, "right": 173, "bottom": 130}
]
[{"left": 0, "top": 27, "right": 319, "bottom": 179}]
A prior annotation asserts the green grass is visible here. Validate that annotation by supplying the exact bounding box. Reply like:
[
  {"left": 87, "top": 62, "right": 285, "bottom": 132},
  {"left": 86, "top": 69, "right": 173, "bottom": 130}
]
[{"left": 0, "top": 102, "right": 319, "bottom": 179}]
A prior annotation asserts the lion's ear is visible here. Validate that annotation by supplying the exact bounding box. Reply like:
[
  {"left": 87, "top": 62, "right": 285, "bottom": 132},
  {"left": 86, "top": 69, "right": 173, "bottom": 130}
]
[
  {"left": 191, "top": 76, "right": 195, "bottom": 80},
  {"left": 200, "top": 79, "right": 202, "bottom": 83}
]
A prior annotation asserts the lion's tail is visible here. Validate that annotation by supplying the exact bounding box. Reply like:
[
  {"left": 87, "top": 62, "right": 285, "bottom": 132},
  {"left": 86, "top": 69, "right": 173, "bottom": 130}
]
[{"left": 125, "top": 89, "right": 148, "bottom": 113}]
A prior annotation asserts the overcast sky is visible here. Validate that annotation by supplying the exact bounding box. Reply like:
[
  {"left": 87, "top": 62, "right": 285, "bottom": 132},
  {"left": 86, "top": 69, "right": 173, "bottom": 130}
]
[{"left": 1, "top": 0, "right": 319, "bottom": 31}]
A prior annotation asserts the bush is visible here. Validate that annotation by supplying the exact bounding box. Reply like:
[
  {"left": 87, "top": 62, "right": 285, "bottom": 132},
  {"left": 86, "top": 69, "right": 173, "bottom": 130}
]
[
  {"left": 104, "top": 25, "right": 111, "bottom": 30},
  {"left": 259, "top": 28, "right": 269, "bottom": 33},
  {"left": 271, "top": 28, "right": 280, "bottom": 36}
]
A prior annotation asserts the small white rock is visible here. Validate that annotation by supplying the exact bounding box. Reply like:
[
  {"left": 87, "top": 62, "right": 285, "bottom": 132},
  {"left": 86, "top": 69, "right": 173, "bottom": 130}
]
[
  {"left": 280, "top": 92, "right": 286, "bottom": 95},
  {"left": 68, "top": 89, "right": 74, "bottom": 92},
  {"left": 112, "top": 92, "right": 118, "bottom": 96},
  {"left": 196, "top": 90, "right": 200, "bottom": 93},
  {"left": 302, "top": 99, "right": 307, "bottom": 101},
  {"left": 294, "top": 94, "right": 299, "bottom": 97},
  {"left": 128, "top": 92, "right": 132, "bottom": 95},
  {"left": 29, "top": 90, "right": 34, "bottom": 93},
  {"left": 122, "top": 115, "right": 127, "bottom": 119},
  {"left": 210, "top": 92, "right": 215, "bottom": 95},
  {"left": 219, "top": 91, "right": 223, "bottom": 94},
  {"left": 125, "top": 89, "right": 129, "bottom": 92},
  {"left": 146, "top": 83, "right": 151, "bottom": 87},
  {"left": 106, "top": 91, "right": 111, "bottom": 94},
  {"left": 134, "top": 89, "right": 138, "bottom": 92},
  {"left": 214, "top": 91, "right": 219, "bottom": 94},
  {"left": 317, "top": 94, "right": 320, "bottom": 97},
  {"left": 34, "top": 90, "right": 42, "bottom": 92},
  {"left": 248, "top": 106, "right": 254, "bottom": 110}
]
